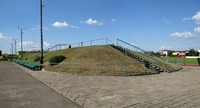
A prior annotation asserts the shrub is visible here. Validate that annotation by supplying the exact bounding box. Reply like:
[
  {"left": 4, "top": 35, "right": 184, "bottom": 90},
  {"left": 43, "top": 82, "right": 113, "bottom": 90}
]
[
  {"left": 49, "top": 55, "right": 66, "bottom": 65},
  {"left": 34, "top": 56, "right": 41, "bottom": 62}
]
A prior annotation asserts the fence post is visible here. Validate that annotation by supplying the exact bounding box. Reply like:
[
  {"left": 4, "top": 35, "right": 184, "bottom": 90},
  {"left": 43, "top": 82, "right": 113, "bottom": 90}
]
[
  {"left": 81, "top": 42, "right": 83, "bottom": 47},
  {"left": 77, "top": 63, "right": 80, "bottom": 73},
  {"left": 100, "top": 63, "right": 102, "bottom": 75},
  {"left": 163, "top": 61, "right": 165, "bottom": 72},
  {"left": 143, "top": 62, "right": 146, "bottom": 73},
  {"left": 106, "top": 38, "right": 108, "bottom": 45},
  {"left": 61, "top": 63, "right": 63, "bottom": 72},
  {"left": 90, "top": 40, "right": 93, "bottom": 46},
  {"left": 124, "top": 63, "right": 126, "bottom": 75}
]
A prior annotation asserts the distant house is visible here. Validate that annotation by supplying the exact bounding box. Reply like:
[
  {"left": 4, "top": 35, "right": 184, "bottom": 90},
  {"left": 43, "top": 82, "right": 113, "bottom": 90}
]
[
  {"left": 159, "top": 50, "right": 187, "bottom": 58},
  {"left": 159, "top": 50, "right": 173, "bottom": 57},
  {"left": 173, "top": 51, "right": 187, "bottom": 58}
]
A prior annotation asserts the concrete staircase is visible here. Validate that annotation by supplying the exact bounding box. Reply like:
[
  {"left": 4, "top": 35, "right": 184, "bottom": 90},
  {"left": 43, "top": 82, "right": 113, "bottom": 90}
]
[{"left": 110, "top": 44, "right": 164, "bottom": 73}]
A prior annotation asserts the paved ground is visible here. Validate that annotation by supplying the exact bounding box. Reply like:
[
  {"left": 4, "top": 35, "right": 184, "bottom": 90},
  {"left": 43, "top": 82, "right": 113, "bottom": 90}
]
[
  {"left": 13, "top": 62, "right": 200, "bottom": 108},
  {"left": 0, "top": 62, "right": 81, "bottom": 108}
]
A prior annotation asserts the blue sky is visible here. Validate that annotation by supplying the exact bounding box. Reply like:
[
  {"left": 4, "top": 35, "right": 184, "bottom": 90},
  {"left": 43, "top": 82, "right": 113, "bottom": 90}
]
[{"left": 0, "top": 0, "right": 200, "bottom": 54}]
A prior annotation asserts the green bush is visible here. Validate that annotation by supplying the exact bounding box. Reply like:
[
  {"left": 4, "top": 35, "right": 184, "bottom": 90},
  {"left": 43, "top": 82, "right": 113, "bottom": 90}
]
[
  {"left": 34, "top": 56, "right": 41, "bottom": 62},
  {"left": 49, "top": 55, "right": 66, "bottom": 65}
]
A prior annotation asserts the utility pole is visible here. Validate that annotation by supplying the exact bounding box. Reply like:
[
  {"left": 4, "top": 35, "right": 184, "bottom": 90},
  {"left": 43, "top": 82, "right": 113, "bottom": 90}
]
[
  {"left": 40, "top": 0, "right": 44, "bottom": 64},
  {"left": 13, "top": 39, "right": 16, "bottom": 55},
  {"left": 18, "top": 27, "right": 24, "bottom": 60},
  {"left": 11, "top": 43, "right": 13, "bottom": 60}
]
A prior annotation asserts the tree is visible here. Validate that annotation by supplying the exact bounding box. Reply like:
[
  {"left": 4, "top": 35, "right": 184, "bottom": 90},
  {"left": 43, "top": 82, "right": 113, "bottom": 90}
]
[
  {"left": 186, "top": 49, "right": 199, "bottom": 56},
  {"left": 168, "top": 51, "right": 173, "bottom": 57},
  {"left": 155, "top": 52, "right": 160, "bottom": 57}
]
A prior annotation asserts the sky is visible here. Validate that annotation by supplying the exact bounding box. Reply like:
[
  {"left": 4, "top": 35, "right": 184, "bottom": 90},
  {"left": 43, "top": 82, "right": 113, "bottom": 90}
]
[{"left": 0, "top": 0, "right": 200, "bottom": 54}]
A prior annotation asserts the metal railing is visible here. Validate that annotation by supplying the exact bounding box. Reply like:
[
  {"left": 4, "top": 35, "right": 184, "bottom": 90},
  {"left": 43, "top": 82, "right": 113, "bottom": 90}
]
[
  {"left": 116, "top": 39, "right": 182, "bottom": 71},
  {"left": 45, "top": 62, "right": 157, "bottom": 76},
  {"left": 46, "top": 38, "right": 116, "bottom": 52},
  {"left": 116, "top": 39, "right": 156, "bottom": 63}
]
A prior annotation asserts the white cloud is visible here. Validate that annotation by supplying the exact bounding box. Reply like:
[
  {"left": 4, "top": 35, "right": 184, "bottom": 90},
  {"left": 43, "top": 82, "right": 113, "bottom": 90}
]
[
  {"left": 43, "top": 41, "right": 50, "bottom": 48},
  {"left": 111, "top": 19, "right": 116, "bottom": 23},
  {"left": 182, "top": 17, "right": 191, "bottom": 21},
  {"left": 17, "top": 41, "right": 34, "bottom": 47},
  {"left": 52, "top": 21, "right": 79, "bottom": 29},
  {"left": 0, "top": 33, "right": 10, "bottom": 40},
  {"left": 194, "top": 27, "right": 200, "bottom": 32},
  {"left": 17, "top": 41, "right": 50, "bottom": 51},
  {"left": 80, "top": 18, "right": 104, "bottom": 26},
  {"left": 52, "top": 21, "right": 70, "bottom": 28},
  {"left": 163, "top": 17, "right": 171, "bottom": 24},
  {"left": 170, "top": 31, "right": 198, "bottom": 39},
  {"left": 160, "top": 46, "right": 172, "bottom": 50},
  {"left": 192, "top": 11, "right": 200, "bottom": 25}
]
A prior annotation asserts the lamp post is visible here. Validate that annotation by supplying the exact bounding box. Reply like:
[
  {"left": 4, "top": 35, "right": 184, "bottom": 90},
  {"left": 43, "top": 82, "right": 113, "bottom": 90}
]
[
  {"left": 40, "top": 0, "right": 44, "bottom": 64},
  {"left": 13, "top": 39, "right": 16, "bottom": 55},
  {"left": 18, "top": 27, "right": 24, "bottom": 60}
]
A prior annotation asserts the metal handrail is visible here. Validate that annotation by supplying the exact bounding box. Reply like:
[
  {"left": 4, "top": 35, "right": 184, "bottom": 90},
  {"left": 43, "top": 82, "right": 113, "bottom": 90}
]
[{"left": 116, "top": 39, "right": 155, "bottom": 63}]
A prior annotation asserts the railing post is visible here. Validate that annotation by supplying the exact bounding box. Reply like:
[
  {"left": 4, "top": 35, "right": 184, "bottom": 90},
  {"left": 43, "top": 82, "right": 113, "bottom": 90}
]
[
  {"left": 77, "top": 63, "right": 80, "bottom": 73},
  {"left": 81, "top": 42, "right": 83, "bottom": 47},
  {"left": 61, "top": 63, "right": 63, "bottom": 72},
  {"left": 90, "top": 40, "right": 92, "bottom": 46},
  {"left": 106, "top": 38, "right": 108, "bottom": 45},
  {"left": 124, "top": 63, "right": 126, "bottom": 75},
  {"left": 163, "top": 60, "right": 165, "bottom": 72},
  {"left": 100, "top": 63, "right": 102, "bottom": 75},
  {"left": 143, "top": 62, "right": 146, "bottom": 73}
]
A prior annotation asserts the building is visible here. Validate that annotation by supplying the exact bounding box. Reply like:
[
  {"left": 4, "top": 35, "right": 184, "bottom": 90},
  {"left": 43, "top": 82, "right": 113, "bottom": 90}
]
[
  {"left": 159, "top": 50, "right": 173, "bottom": 57},
  {"left": 172, "top": 51, "right": 187, "bottom": 58},
  {"left": 159, "top": 50, "right": 187, "bottom": 58}
]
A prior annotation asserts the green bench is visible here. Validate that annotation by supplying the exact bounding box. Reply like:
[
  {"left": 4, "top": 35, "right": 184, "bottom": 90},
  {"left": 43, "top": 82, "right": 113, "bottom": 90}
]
[{"left": 13, "top": 59, "right": 42, "bottom": 71}]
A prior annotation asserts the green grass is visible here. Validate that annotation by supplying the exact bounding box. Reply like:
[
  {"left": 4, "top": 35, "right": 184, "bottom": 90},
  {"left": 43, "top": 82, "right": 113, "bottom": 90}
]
[
  {"left": 163, "top": 58, "right": 198, "bottom": 65},
  {"left": 23, "top": 52, "right": 40, "bottom": 62},
  {"left": 22, "top": 46, "right": 153, "bottom": 75}
]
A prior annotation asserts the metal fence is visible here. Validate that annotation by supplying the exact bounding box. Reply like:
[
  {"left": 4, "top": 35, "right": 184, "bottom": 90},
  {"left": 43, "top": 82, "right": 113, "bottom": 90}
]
[
  {"left": 47, "top": 38, "right": 115, "bottom": 52},
  {"left": 45, "top": 62, "right": 157, "bottom": 76}
]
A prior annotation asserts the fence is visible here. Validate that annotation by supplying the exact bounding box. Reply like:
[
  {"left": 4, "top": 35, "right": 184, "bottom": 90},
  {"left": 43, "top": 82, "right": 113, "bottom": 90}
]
[
  {"left": 45, "top": 62, "right": 158, "bottom": 76},
  {"left": 47, "top": 38, "right": 115, "bottom": 52}
]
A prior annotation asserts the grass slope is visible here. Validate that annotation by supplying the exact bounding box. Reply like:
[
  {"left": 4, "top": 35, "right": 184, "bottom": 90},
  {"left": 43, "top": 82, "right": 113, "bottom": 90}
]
[{"left": 23, "top": 46, "right": 153, "bottom": 75}]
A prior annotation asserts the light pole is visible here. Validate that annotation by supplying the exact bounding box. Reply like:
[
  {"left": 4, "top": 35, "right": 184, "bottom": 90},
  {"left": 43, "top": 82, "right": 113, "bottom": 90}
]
[
  {"left": 40, "top": 0, "right": 44, "bottom": 64},
  {"left": 11, "top": 43, "right": 13, "bottom": 60},
  {"left": 18, "top": 27, "right": 24, "bottom": 60},
  {"left": 13, "top": 39, "right": 16, "bottom": 55}
]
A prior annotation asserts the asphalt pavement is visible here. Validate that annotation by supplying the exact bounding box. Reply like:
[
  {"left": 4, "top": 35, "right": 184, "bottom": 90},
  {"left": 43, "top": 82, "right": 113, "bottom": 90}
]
[{"left": 0, "top": 62, "right": 81, "bottom": 108}]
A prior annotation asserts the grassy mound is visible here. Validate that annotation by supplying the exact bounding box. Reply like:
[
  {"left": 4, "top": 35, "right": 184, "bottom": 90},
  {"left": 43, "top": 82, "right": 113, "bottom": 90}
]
[{"left": 23, "top": 46, "right": 153, "bottom": 75}]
